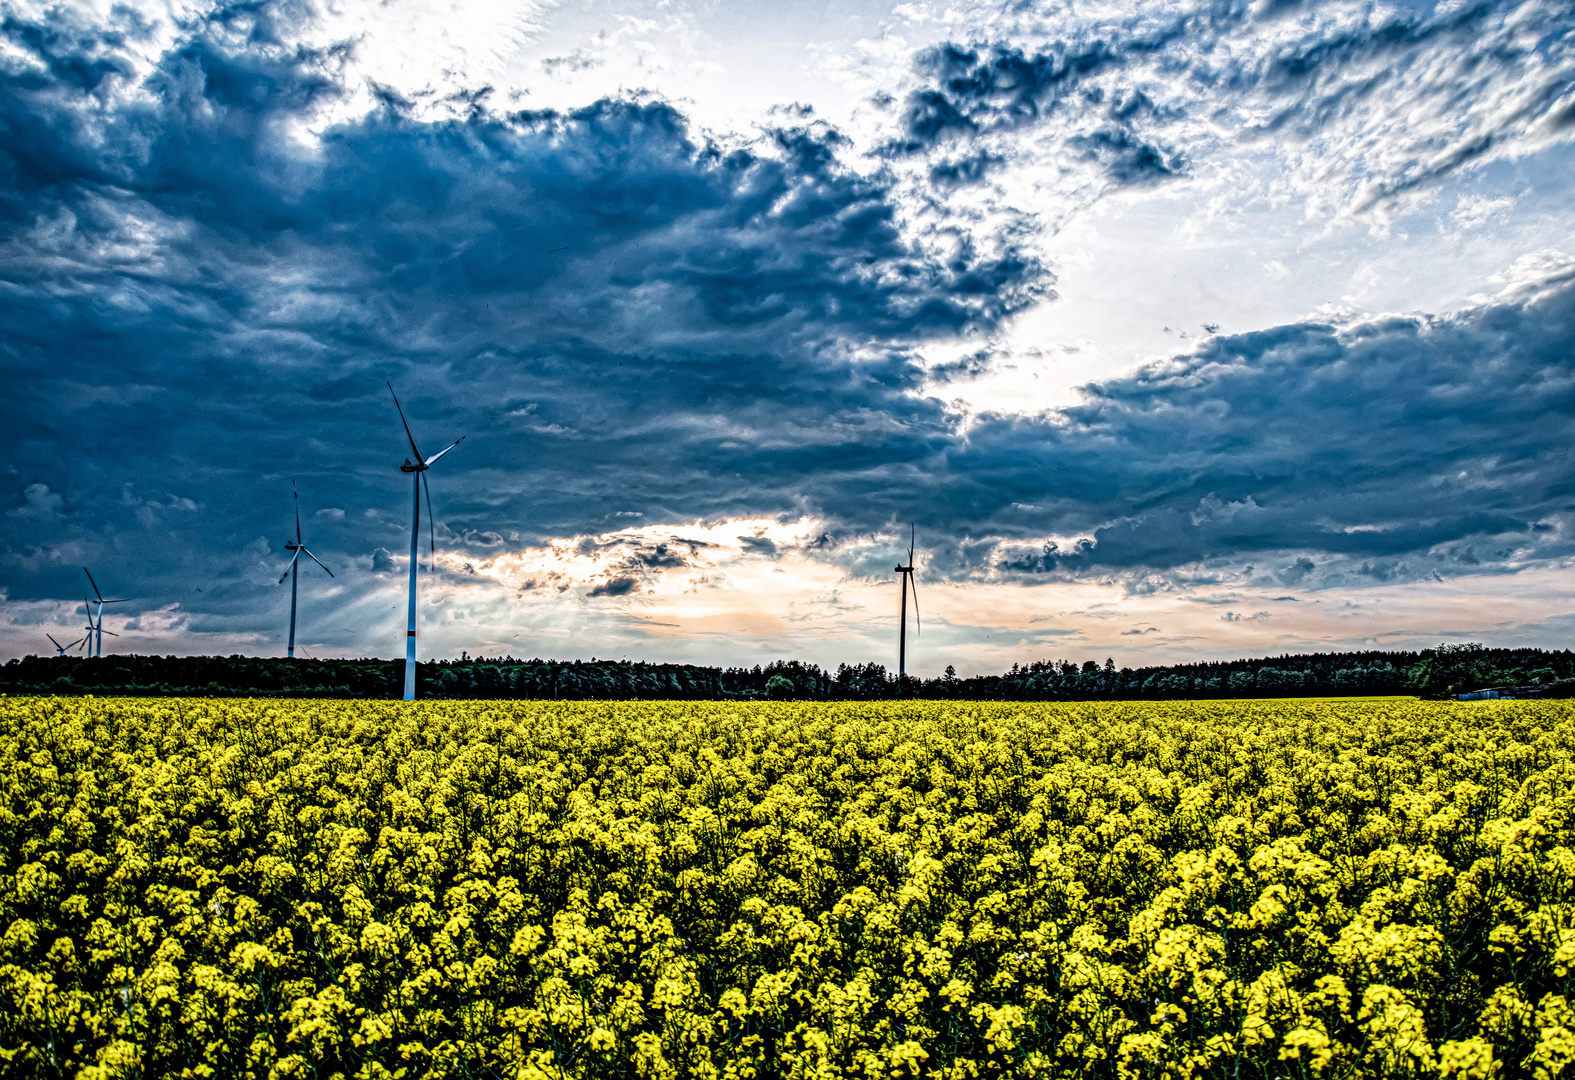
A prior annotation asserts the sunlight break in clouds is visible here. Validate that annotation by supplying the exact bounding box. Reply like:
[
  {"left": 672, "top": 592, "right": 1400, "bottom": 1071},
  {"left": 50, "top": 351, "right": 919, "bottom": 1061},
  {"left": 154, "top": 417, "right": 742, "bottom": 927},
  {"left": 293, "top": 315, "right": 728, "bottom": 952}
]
[{"left": 463, "top": 518, "right": 841, "bottom": 639}]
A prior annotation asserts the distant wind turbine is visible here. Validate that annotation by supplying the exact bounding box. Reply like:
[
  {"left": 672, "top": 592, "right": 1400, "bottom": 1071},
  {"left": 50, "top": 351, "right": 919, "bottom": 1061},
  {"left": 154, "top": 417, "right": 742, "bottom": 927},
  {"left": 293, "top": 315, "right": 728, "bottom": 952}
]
[
  {"left": 895, "top": 527, "right": 920, "bottom": 678},
  {"left": 278, "top": 482, "right": 335, "bottom": 659},
  {"left": 77, "top": 596, "right": 117, "bottom": 655},
  {"left": 83, "top": 568, "right": 128, "bottom": 657},
  {"left": 388, "top": 382, "right": 465, "bottom": 701},
  {"left": 47, "top": 633, "right": 83, "bottom": 656}
]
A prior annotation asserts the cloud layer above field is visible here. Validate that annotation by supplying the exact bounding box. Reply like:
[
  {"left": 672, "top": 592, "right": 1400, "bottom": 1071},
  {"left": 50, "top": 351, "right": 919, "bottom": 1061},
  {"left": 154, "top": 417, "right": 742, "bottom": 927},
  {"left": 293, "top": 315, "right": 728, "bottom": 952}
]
[{"left": 2, "top": 0, "right": 1574, "bottom": 670}]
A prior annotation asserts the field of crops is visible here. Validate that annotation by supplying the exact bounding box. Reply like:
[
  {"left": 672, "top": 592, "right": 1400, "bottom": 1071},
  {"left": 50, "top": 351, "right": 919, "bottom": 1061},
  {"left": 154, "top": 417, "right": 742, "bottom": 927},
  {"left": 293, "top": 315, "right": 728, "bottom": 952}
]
[{"left": 1, "top": 697, "right": 1572, "bottom": 1079}]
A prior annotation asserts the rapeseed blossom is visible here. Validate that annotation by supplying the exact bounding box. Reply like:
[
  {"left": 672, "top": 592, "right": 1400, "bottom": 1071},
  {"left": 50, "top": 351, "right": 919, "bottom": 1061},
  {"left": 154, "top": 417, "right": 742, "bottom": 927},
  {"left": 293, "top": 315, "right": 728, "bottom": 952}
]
[{"left": 0, "top": 697, "right": 1571, "bottom": 1077}]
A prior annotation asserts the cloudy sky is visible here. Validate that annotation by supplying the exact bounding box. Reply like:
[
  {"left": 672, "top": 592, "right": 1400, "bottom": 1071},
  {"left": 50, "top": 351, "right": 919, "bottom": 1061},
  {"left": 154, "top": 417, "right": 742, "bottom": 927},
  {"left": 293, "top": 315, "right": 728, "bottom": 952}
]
[{"left": 3, "top": 0, "right": 1574, "bottom": 674}]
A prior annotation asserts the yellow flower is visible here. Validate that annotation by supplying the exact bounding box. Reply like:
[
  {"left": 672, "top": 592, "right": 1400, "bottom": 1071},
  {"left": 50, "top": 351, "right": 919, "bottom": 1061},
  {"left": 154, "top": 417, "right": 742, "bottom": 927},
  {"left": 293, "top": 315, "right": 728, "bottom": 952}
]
[
  {"left": 1278, "top": 1025, "right": 1334, "bottom": 1073},
  {"left": 1438, "top": 1036, "right": 1497, "bottom": 1079}
]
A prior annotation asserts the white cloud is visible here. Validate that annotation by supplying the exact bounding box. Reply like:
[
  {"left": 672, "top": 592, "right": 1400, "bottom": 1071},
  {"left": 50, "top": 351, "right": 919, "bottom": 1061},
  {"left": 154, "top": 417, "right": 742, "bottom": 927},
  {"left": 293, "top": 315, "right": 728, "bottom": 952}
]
[
  {"left": 1451, "top": 194, "right": 1517, "bottom": 229},
  {"left": 1191, "top": 494, "right": 1261, "bottom": 528},
  {"left": 8, "top": 483, "right": 62, "bottom": 521}
]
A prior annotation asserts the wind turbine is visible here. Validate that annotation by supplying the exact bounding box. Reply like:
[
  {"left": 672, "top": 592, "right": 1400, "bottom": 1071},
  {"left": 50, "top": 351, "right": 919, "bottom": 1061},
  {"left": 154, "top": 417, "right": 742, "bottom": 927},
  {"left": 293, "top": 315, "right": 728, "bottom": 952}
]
[
  {"left": 278, "top": 482, "right": 335, "bottom": 659},
  {"left": 77, "top": 597, "right": 116, "bottom": 655},
  {"left": 47, "top": 633, "right": 83, "bottom": 656},
  {"left": 388, "top": 382, "right": 465, "bottom": 701},
  {"left": 83, "top": 569, "right": 128, "bottom": 657},
  {"left": 895, "top": 527, "right": 920, "bottom": 678}
]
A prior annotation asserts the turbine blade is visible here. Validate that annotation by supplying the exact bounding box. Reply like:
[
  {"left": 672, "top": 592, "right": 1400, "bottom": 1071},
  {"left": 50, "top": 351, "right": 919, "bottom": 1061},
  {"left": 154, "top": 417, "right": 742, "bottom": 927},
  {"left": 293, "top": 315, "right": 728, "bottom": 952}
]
[
  {"left": 300, "top": 547, "right": 334, "bottom": 577},
  {"left": 909, "top": 573, "right": 920, "bottom": 637},
  {"left": 84, "top": 567, "right": 104, "bottom": 602},
  {"left": 388, "top": 381, "right": 424, "bottom": 461},
  {"left": 424, "top": 436, "right": 464, "bottom": 467},
  {"left": 278, "top": 550, "right": 301, "bottom": 585},
  {"left": 422, "top": 471, "right": 436, "bottom": 571},
  {"left": 47, "top": 634, "right": 62, "bottom": 649},
  {"left": 99, "top": 628, "right": 119, "bottom": 637},
  {"left": 294, "top": 482, "right": 302, "bottom": 544},
  {"left": 909, "top": 527, "right": 919, "bottom": 636}
]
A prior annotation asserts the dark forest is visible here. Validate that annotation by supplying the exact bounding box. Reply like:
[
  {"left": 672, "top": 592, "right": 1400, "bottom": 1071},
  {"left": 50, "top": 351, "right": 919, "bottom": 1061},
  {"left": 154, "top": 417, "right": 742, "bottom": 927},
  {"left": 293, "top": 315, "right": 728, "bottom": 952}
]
[{"left": 4, "top": 642, "right": 1570, "bottom": 700}]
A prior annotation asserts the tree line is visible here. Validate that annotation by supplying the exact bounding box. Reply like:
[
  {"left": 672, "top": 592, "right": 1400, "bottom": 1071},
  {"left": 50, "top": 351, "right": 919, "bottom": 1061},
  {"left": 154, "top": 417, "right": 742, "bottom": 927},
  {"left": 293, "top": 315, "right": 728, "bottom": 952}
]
[{"left": 2, "top": 642, "right": 1571, "bottom": 699}]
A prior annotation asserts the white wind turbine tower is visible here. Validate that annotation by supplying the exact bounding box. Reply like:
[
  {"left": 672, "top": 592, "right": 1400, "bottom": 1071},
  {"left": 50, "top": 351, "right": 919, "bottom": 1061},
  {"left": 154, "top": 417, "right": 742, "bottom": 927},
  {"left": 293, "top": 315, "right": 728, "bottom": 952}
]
[
  {"left": 894, "top": 526, "right": 920, "bottom": 678},
  {"left": 83, "top": 568, "right": 128, "bottom": 657},
  {"left": 278, "top": 482, "right": 334, "bottom": 658},
  {"left": 77, "top": 598, "right": 96, "bottom": 653},
  {"left": 76, "top": 594, "right": 116, "bottom": 655},
  {"left": 388, "top": 382, "right": 465, "bottom": 701}
]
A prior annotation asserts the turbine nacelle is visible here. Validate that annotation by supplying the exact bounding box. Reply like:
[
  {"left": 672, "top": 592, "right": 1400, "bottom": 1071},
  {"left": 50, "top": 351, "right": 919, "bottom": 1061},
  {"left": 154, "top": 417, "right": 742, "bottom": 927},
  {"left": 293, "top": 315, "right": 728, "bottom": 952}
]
[{"left": 47, "top": 633, "right": 84, "bottom": 656}]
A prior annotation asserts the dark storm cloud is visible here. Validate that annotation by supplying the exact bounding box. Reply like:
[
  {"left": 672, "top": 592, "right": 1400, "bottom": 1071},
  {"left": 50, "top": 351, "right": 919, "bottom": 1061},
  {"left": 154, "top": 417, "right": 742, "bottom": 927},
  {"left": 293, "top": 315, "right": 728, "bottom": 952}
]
[
  {"left": 908, "top": 264, "right": 1575, "bottom": 586},
  {"left": 3, "top": 0, "right": 1575, "bottom": 655},
  {"left": 738, "top": 535, "right": 779, "bottom": 557},
  {"left": 591, "top": 539, "right": 705, "bottom": 588},
  {"left": 587, "top": 577, "right": 638, "bottom": 598},
  {"left": 890, "top": 42, "right": 1186, "bottom": 185},
  {"left": 896, "top": 41, "right": 1123, "bottom": 147},
  {"left": 0, "top": 0, "right": 1045, "bottom": 638},
  {"left": 631, "top": 544, "right": 691, "bottom": 570}
]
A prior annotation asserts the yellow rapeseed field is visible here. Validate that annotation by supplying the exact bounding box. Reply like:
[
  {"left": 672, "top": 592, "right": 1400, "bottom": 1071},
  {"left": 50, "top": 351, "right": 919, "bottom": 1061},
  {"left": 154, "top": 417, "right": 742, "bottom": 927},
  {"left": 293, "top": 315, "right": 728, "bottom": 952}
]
[{"left": 1, "top": 696, "right": 1572, "bottom": 1079}]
